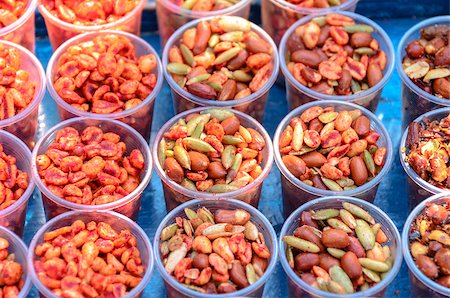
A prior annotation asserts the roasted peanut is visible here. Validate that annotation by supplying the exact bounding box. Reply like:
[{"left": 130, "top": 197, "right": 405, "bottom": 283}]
[{"left": 0, "top": 237, "right": 24, "bottom": 296}]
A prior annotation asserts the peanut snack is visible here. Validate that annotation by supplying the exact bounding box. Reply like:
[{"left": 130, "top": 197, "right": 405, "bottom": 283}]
[{"left": 168, "top": 0, "right": 243, "bottom": 11}]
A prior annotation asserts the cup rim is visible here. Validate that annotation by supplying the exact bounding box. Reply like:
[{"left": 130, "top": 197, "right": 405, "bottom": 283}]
[
  {"left": 46, "top": 30, "right": 164, "bottom": 120},
  {"left": 399, "top": 107, "right": 450, "bottom": 195},
  {"left": 152, "top": 106, "right": 274, "bottom": 200},
  {"left": 0, "top": 130, "right": 35, "bottom": 218},
  {"left": 0, "top": 0, "right": 37, "bottom": 36},
  {"left": 153, "top": 198, "right": 278, "bottom": 298},
  {"left": 0, "top": 40, "right": 46, "bottom": 128},
  {"left": 279, "top": 10, "right": 395, "bottom": 103},
  {"left": 279, "top": 196, "right": 403, "bottom": 298},
  {"left": 273, "top": 99, "right": 394, "bottom": 196},
  {"left": 395, "top": 15, "right": 450, "bottom": 106},
  {"left": 401, "top": 192, "right": 450, "bottom": 296},
  {"left": 30, "top": 116, "right": 152, "bottom": 212},
  {"left": 156, "top": 0, "right": 252, "bottom": 18},
  {"left": 268, "top": 0, "right": 359, "bottom": 14},
  {"left": 38, "top": 0, "right": 145, "bottom": 32},
  {"left": 27, "top": 210, "right": 154, "bottom": 298},
  {"left": 162, "top": 16, "right": 280, "bottom": 108}
]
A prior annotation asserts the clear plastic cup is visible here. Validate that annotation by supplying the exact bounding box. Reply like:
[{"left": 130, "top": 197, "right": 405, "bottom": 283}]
[
  {"left": 402, "top": 192, "right": 450, "bottom": 297},
  {"left": 154, "top": 198, "right": 278, "bottom": 298},
  {"left": 280, "top": 196, "right": 402, "bottom": 298},
  {"left": 162, "top": 17, "right": 280, "bottom": 123},
  {"left": 152, "top": 107, "right": 274, "bottom": 211},
  {"left": 396, "top": 16, "right": 450, "bottom": 130},
  {"left": 262, "top": 0, "right": 359, "bottom": 46},
  {"left": 0, "top": 40, "right": 46, "bottom": 149},
  {"left": 0, "top": 130, "right": 35, "bottom": 237},
  {"left": 28, "top": 210, "right": 153, "bottom": 298},
  {"left": 38, "top": 0, "right": 145, "bottom": 50},
  {"left": 156, "top": 0, "right": 252, "bottom": 47},
  {"left": 46, "top": 30, "right": 163, "bottom": 142},
  {"left": 0, "top": 0, "right": 37, "bottom": 52},
  {"left": 273, "top": 100, "right": 394, "bottom": 218},
  {"left": 279, "top": 11, "right": 395, "bottom": 113},
  {"left": 399, "top": 107, "right": 450, "bottom": 210},
  {"left": 0, "top": 226, "right": 32, "bottom": 297},
  {"left": 31, "top": 117, "right": 152, "bottom": 221}
]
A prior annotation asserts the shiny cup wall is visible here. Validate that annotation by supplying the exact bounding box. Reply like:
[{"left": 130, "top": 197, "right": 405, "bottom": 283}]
[
  {"left": 46, "top": 30, "right": 163, "bottom": 142},
  {"left": 38, "top": 0, "right": 145, "bottom": 50},
  {"left": 279, "top": 196, "right": 402, "bottom": 298},
  {"left": 0, "top": 40, "right": 46, "bottom": 149},
  {"left": 156, "top": 0, "right": 252, "bottom": 47},
  {"left": 399, "top": 107, "right": 450, "bottom": 210},
  {"left": 396, "top": 16, "right": 450, "bottom": 130},
  {"left": 152, "top": 107, "right": 274, "bottom": 211},
  {"left": 153, "top": 198, "right": 278, "bottom": 298},
  {"left": 31, "top": 117, "right": 152, "bottom": 221},
  {"left": 0, "top": 130, "right": 35, "bottom": 237},
  {"left": 162, "top": 17, "right": 280, "bottom": 123},
  {"left": 279, "top": 11, "right": 395, "bottom": 113},
  {"left": 28, "top": 210, "right": 154, "bottom": 298},
  {"left": 261, "top": 0, "right": 359, "bottom": 46},
  {"left": 273, "top": 100, "right": 394, "bottom": 218},
  {"left": 402, "top": 193, "right": 450, "bottom": 297}
]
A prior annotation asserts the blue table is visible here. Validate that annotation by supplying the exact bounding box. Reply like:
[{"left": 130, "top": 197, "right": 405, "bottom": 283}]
[{"left": 24, "top": 17, "right": 427, "bottom": 297}]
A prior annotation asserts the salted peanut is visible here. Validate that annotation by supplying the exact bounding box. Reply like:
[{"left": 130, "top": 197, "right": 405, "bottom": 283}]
[
  {"left": 34, "top": 220, "right": 145, "bottom": 296},
  {"left": 402, "top": 25, "right": 449, "bottom": 98},
  {"left": 160, "top": 206, "right": 271, "bottom": 293},
  {"left": 408, "top": 200, "right": 450, "bottom": 287},
  {"left": 279, "top": 105, "right": 386, "bottom": 191},
  {"left": 166, "top": 16, "right": 275, "bottom": 101},
  {"left": 36, "top": 126, "right": 145, "bottom": 205},
  {"left": 158, "top": 109, "right": 266, "bottom": 193},
  {"left": 283, "top": 201, "right": 395, "bottom": 294}
]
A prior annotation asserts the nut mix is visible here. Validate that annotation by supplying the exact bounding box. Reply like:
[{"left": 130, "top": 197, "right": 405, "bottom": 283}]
[
  {"left": 402, "top": 25, "right": 449, "bottom": 99},
  {"left": 53, "top": 34, "right": 158, "bottom": 114},
  {"left": 279, "top": 105, "right": 387, "bottom": 191},
  {"left": 404, "top": 113, "right": 450, "bottom": 189},
  {"left": 0, "top": 43, "right": 36, "bottom": 121},
  {"left": 286, "top": 14, "right": 387, "bottom": 96},
  {"left": 160, "top": 206, "right": 271, "bottom": 294},
  {"left": 41, "top": 0, "right": 139, "bottom": 26},
  {"left": 283, "top": 202, "right": 394, "bottom": 294},
  {"left": 33, "top": 219, "right": 145, "bottom": 296},
  {"left": 0, "top": 144, "right": 29, "bottom": 211},
  {"left": 408, "top": 200, "right": 450, "bottom": 288},
  {"left": 168, "top": 0, "right": 243, "bottom": 11},
  {"left": 158, "top": 109, "right": 266, "bottom": 193},
  {"left": 35, "top": 125, "right": 145, "bottom": 205},
  {"left": 166, "top": 16, "right": 275, "bottom": 101},
  {"left": 0, "top": 237, "right": 25, "bottom": 297}
]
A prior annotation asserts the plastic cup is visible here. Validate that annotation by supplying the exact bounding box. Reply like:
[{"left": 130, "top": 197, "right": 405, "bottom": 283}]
[
  {"left": 273, "top": 100, "right": 394, "bottom": 218},
  {"left": 38, "top": 0, "right": 145, "bottom": 50},
  {"left": 154, "top": 198, "right": 278, "bottom": 298},
  {"left": 152, "top": 106, "right": 274, "bottom": 211},
  {"left": 0, "top": 226, "right": 32, "bottom": 297},
  {"left": 0, "top": 0, "right": 36, "bottom": 52},
  {"left": 402, "top": 192, "right": 450, "bottom": 297},
  {"left": 0, "top": 130, "right": 35, "bottom": 237},
  {"left": 162, "top": 17, "right": 280, "bottom": 123},
  {"left": 399, "top": 107, "right": 450, "bottom": 210},
  {"left": 396, "top": 16, "right": 450, "bottom": 130},
  {"left": 46, "top": 30, "right": 163, "bottom": 142},
  {"left": 31, "top": 117, "right": 152, "bottom": 221},
  {"left": 280, "top": 196, "right": 402, "bottom": 298},
  {"left": 279, "top": 11, "right": 395, "bottom": 113},
  {"left": 28, "top": 210, "right": 153, "bottom": 298},
  {"left": 156, "top": 0, "right": 252, "bottom": 47},
  {"left": 0, "top": 40, "right": 46, "bottom": 149}
]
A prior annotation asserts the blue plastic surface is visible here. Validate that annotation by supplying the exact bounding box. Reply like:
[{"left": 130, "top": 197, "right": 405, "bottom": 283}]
[{"left": 24, "top": 17, "right": 424, "bottom": 297}]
